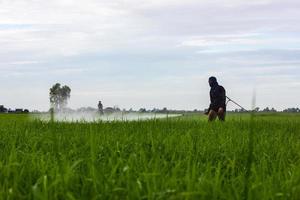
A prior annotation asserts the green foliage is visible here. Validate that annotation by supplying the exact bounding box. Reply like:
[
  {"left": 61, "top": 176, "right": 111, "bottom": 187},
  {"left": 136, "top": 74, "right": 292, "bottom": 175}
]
[
  {"left": 49, "top": 83, "right": 71, "bottom": 111},
  {"left": 0, "top": 113, "right": 300, "bottom": 199}
]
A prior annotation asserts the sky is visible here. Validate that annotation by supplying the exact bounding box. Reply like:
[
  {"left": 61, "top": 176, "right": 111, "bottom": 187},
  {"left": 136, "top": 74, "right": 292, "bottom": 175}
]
[{"left": 0, "top": 0, "right": 299, "bottom": 111}]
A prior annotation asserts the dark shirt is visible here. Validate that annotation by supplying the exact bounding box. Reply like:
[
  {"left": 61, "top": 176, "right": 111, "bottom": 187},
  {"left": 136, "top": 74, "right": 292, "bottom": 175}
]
[{"left": 209, "top": 84, "right": 226, "bottom": 112}]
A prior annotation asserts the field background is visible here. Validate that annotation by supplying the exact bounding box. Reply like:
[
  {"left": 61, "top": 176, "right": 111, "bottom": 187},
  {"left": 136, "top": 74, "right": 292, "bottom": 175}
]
[{"left": 0, "top": 113, "right": 300, "bottom": 199}]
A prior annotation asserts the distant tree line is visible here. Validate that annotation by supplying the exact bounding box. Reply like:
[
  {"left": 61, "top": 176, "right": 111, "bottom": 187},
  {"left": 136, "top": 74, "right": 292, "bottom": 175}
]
[
  {"left": 138, "top": 107, "right": 169, "bottom": 113},
  {"left": 233, "top": 107, "right": 278, "bottom": 113},
  {"left": 282, "top": 108, "right": 300, "bottom": 113},
  {"left": 232, "top": 107, "right": 300, "bottom": 113},
  {"left": 0, "top": 105, "right": 29, "bottom": 113}
]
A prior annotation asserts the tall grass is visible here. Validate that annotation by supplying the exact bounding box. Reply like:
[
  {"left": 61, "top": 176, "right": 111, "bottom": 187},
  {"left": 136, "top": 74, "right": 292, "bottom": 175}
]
[{"left": 0, "top": 114, "right": 300, "bottom": 199}]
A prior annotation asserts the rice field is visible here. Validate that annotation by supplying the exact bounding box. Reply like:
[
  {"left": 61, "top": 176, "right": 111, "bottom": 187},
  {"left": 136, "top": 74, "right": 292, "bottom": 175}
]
[{"left": 0, "top": 113, "right": 300, "bottom": 199}]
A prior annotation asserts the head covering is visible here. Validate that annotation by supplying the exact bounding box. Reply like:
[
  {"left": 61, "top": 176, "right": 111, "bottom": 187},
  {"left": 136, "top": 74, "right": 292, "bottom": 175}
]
[
  {"left": 209, "top": 76, "right": 217, "bottom": 82},
  {"left": 209, "top": 76, "right": 218, "bottom": 87}
]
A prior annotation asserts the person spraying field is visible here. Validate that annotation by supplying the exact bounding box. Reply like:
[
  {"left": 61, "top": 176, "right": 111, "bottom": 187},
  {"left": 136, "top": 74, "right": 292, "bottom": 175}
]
[
  {"left": 98, "top": 101, "right": 104, "bottom": 115},
  {"left": 205, "top": 76, "right": 226, "bottom": 121}
]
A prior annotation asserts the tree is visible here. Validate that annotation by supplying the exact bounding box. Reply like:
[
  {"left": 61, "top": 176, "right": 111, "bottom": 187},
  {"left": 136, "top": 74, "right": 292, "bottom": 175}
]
[
  {"left": 283, "top": 107, "right": 300, "bottom": 113},
  {"left": 162, "top": 107, "right": 168, "bottom": 113},
  {"left": 49, "top": 83, "right": 71, "bottom": 111},
  {"left": 139, "top": 108, "right": 146, "bottom": 113},
  {"left": 0, "top": 105, "right": 7, "bottom": 113},
  {"left": 263, "top": 107, "right": 270, "bottom": 112}
]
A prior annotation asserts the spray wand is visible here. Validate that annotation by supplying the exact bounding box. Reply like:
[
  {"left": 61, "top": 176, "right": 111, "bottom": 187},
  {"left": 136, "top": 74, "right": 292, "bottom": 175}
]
[{"left": 226, "top": 96, "right": 249, "bottom": 112}]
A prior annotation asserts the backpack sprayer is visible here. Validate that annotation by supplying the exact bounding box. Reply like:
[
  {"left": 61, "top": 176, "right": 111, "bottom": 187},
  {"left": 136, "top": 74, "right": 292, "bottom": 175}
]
[{"left": 226, "top": 96, "right": 249, "bottom": 112}]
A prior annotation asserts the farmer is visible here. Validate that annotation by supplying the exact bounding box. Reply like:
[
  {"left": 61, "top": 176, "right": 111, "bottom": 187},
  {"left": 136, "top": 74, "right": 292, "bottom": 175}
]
[
  {"left": 205, "top": 76, "right": 226, "bottom": 121},
  {"left": 98, "top": 101, "right": 104, "bottom": 115}
]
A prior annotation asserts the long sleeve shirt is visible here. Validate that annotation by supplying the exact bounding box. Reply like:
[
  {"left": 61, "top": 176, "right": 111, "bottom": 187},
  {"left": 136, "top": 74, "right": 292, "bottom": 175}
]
[{"left": 209, "top": 84, "right": 226, "bottom": 111}]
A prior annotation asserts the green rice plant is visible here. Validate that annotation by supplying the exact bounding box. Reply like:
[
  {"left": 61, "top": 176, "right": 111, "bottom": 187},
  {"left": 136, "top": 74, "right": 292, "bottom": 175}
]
[{"left": 0, "top": 113, "right": 299, "bottom": 199}]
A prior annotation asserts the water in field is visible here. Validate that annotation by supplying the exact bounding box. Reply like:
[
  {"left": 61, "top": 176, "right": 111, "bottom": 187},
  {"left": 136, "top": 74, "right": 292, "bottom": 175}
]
[{"left": 35, "top": 112, "right": 182, "bottom": 122}]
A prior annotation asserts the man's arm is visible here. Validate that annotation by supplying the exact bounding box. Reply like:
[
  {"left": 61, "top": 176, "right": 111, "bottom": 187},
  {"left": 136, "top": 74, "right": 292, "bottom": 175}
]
[
  {"left": 220, "top": 86, "right": 226, "bottom": 106},
  {"left": 209, "top": 92, "right": 219, "bottom": 109}
]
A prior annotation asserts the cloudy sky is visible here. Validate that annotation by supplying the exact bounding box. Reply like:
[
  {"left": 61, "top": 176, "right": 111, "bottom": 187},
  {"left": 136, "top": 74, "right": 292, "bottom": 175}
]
[{"left": 0, "top": 0, "right": 299, "bottom": 111}]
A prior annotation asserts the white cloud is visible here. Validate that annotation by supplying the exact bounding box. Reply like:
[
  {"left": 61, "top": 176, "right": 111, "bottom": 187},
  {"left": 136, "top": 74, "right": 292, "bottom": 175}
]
[{"left": 0, "top": 0, "right": 299, "bottom": 56}]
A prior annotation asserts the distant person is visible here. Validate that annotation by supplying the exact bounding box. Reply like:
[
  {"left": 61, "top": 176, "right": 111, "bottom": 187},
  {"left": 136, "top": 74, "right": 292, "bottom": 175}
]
[
  {"left": 98, "top": 101, "right": 104, "bottom": 115},
  {"left": 205, "top": 76, "right": 226, "bottom": 121}
]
